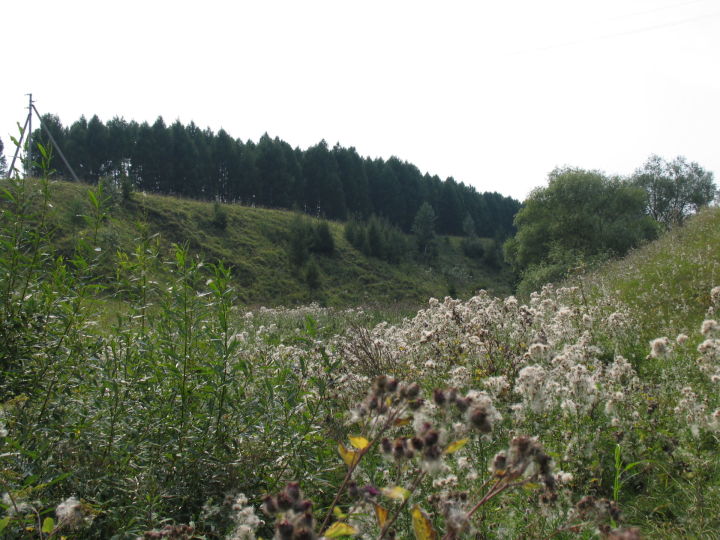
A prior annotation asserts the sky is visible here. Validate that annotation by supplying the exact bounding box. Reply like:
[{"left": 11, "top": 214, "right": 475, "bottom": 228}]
[{"left": 2, "top": 0, "right": 719, "bottom": 201}]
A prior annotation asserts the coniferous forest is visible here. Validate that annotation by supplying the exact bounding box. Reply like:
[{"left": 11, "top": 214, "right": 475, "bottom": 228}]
[{"left": 28, "top": 114, "right": 520, "bottom": 239}]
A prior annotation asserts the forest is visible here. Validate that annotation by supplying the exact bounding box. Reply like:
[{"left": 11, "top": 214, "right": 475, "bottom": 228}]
[{"left": 23, "top": 114, "right": 520, "bottom": 239}]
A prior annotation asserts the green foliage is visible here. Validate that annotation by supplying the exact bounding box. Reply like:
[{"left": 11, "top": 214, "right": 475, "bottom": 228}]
[
  {"left": 304, "top": 256, "right": 321, "bottom": 289},
  {"left": 632, "top": 154, "right": 717, "bottom": 227},
  {"left": 506, "top": 167, "right": 659, "bottom": 295},
  {"left": 211, "top": 200, "right": 228, "bottom": 230},
  {"left": 412, "top": 202, "right": 437, "bottom": 261},
  {"left": 312, "top": 220, "right": 335, "bottom": 254},
  {"left": 344, "top": 215, "right": 409, "bottom": 264},
  {"left": 27, "top": 112, "right": 521, "bottom": 240}
]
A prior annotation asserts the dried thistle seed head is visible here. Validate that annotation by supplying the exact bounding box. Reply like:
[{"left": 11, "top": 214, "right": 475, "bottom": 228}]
[
  {"left": 455, "top": 397, "right": 471, "bottom": 412},
  {"left": 386, "top": 378, "right": 399, "bottom": 393},
  {"left": 536, "top": 452, "right": 552, "bottom": 475},
  {"left": 277, "top": 520, "right": 294, "bottom": 540},
  {"left": 299, "top": 511, "right": 314, "bottom": 528},
  {"left": 293, "top": 527, "right": 315, "bottom": 540},
  {"left": 433, "top": 389, "right": 447, "bottom": 406},
  {"left": 393, "top": 438, "right": 406, "bottom": 459},
  {"left": 348, "top": 481, "right": 359, "bottom": 499},
  {"left": 406, "top": 382, "right": 420, "bottom": 399},
  {"left": 261, "top": 495, "right": 278, "bottom": 515},
  {"left": 540, "top": 489, "right": 558, "bottom": 504},
  {"left": 447, "top": 388, "right": 458, "bottom": 403},
  {"left": 469, "top": 408, "right": 491, "bottom": 433},
  {"left": 411, "top": 436, "right": 425, "bottom": 450},
  {"left": 285, "top": 481, "right": 301, "bottom": 501},
  {"left": 368, "top": 397, "right": 379, "bottom": 410},
  {"left": 491, "top": 451, "right": 507, "bottom": 474},
  {"left": 509, "top": 435, "right": 535, "bottom": 467},
  {"left": 575, "top": 495, "right": 596, "bottom": 514},
  {"left": 293, "top": 499, "right": 312, "bottom": 513},
  {"left": 423, "top": 444, "right": 442, "bottom": 461},
  {"left": 409, "top": 398, "right": 424, "bottom": 410},
  {"left": 375, "top": 375, "right": 388, "bottom": 391},
  {"left": 277, "top": 492, "right": 293, "bottom": 511},
  {"left": 381, "top": 437, "right": 393, "bottom": 454},
  {"left": 423, "top": 429, "right": 439, "bottom": 447},
  {"left": 543, "top": 473, "right": 556, "bottom": 492}
]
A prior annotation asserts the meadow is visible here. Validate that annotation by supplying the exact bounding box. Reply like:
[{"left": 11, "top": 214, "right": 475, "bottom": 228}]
[{"left": 1, "top": 173, "right": 719, "bottom": 539}]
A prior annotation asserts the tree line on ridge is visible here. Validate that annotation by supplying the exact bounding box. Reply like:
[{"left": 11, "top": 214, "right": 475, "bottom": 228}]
[{"left": 24, "top": 115, "right": 520, "bottom": 239}]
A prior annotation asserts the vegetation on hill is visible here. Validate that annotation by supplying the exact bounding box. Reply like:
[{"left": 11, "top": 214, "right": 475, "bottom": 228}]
[
  {"left": 505, "top": 161, "right": 717, "bottom": 297},
  {"left": 8, "top": 175, "right": 513, "bottom": 308},
  {"left": 26, "top": 114, "right": 520, "bottom": 239}
]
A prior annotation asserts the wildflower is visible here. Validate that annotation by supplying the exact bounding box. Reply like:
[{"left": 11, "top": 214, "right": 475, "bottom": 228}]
[
  {"left": 701, "top": 319, "right": 719, "bottom": 336},
  {"left": 55, "top": 496, "right": 86, "bottom": 529},
  {"left": 649, "top": 337, "right": 671, "bottom": 359},
  {"left": 676, "top": 333, "right": 689, "bottom": 345}
]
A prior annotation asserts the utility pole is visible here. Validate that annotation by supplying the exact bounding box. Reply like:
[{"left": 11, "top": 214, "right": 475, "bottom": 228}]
[
  {"left": 26, "top": 93, "right": 33, "bottom": 177},
  {"left": 7, "top": 94, "right": 81, "bottom": 182}
]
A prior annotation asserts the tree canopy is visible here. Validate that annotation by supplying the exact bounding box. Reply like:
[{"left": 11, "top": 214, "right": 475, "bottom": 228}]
[
  {"left": 632, "top": 155, "right": 717, "bottom": 227},
  {"left": 504, "top": 167, "right": 658, "bottom": 291},
  {"left": 28, "top": 114, "right": 520, "bottom": 240}
]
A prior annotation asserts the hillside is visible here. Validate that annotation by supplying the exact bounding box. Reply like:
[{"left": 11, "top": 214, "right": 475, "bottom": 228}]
[
  {"left": 578, "top": 205, "right": 720, "bottom": 351},
  {"left": 22, "top": 177, "right": 514, "bottom": 306}
]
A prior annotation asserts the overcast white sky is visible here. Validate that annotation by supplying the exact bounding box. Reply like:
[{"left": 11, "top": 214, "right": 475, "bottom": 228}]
[{"left": 2, "top": 0, "right": 719, "bottom": 200}]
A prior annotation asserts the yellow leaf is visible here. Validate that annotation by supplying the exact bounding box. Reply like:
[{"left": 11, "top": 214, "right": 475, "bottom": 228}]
[
  {"left": 411, "top": 504, "right": 437, "bottom": 540},
  {"left": 348, "top": 435, "right": 370, "bottom": 450},
  {"left": 394, "top": 417, "right": 412, "bottom": 426},
  {"left": 333, "top": 506, "right": 348, "bottom": 520},
  {"left": 374, "top": 504, "right": 389, "bottom": 528},
  {"left": 443, "top": 438, "right": 469, "bottom": 454},
  {"left": 522, "top": 482, "right": 542, "bottom": 491},
  {"left": 324, "top": 521, "right": 358, "bottom": 538},
  {"left": 338, "top": 443, "right": 361, "bottom": 467},
  {"left": 382, "top": 486, "right": 411, "bottom": 501}
]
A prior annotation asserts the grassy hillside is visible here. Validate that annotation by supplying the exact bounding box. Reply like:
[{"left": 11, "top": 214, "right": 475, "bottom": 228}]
[
  {"left": 579, "top": 206, "right": 720, "bottom": 353},
  {"left": 40, "top": 178, "right": 513, "bottom": 307}
]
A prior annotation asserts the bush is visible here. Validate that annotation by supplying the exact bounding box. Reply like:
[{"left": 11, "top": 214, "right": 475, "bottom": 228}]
[{"left": 211, "top": 200, "right": 228, "bottom": 230}]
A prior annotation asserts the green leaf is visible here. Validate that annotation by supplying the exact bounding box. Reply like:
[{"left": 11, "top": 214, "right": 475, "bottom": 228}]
[
  {"left": 42, "top": 517, "right": 54, "bottom": 533},
  {"left": 0, "top": 517, "right": 10, "bottom": 533}
]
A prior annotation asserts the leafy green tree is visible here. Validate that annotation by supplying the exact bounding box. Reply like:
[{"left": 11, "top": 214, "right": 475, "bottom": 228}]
[
  {"left": 505, "top": 167, "right": 657, "bottom": 283},
  {"left": 312, "top": 221, "right": 335, "bottom": 254},
  {"left": 302, "top": 140, "right": 346, "bottom": 219},
  {"left": 412, "top": 202, "right": 438, "bottom": 260},
  {"left": 632, "top": 155, "right": 717, "bottom": 227},
  {"left": 86, "top": 115, "right": 109, "bottom": 182}
]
